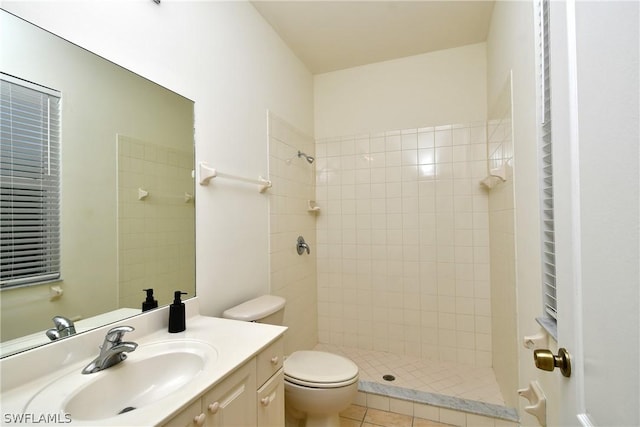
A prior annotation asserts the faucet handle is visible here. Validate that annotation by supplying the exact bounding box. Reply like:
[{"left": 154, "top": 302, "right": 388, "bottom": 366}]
[
  {"left": 105, "top": 325, "right": 134, "bottom": 343},
  {"left": 296, "top": 235, "right": 311, "bottom": 255}
]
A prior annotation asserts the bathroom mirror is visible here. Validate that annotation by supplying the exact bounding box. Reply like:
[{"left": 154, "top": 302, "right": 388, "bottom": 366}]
[{"left": 0, "top": 10, "right": 195, "bottom": 357}]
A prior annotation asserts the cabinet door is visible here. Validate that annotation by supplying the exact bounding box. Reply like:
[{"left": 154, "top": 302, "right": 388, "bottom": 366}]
[
  {"left": 204, "top": 360, "right": 257, "bottom": 427},
  {"left": 257, "top": 369, "right": 284, "bottom": 427},
  {"left": 162, "top": 399, "right": 205, "bottom": 427},
  {"left": 256, "top": 337, "right": 283, "bottom": 387}
]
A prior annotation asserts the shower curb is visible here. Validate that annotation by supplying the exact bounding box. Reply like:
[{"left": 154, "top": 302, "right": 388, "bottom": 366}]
[{"left": 358, "top": 380, "right": 520, "bottom": 423}]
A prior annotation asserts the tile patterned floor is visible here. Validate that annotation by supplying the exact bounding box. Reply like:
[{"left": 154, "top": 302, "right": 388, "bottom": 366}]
[
  {"left": 340, "top": 405, "right": 453, "bottom": 427},
  {"left": 315, "top": 344, "right": 505, "bottom": 406}
]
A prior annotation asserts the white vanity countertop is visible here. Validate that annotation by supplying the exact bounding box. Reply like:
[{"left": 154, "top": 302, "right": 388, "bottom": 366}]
[{"left": 0, "top": 298, "right": 286, "bottom": 426}]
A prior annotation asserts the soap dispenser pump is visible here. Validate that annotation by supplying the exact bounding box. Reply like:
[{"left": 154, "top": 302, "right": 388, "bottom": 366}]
[
  {"left": 142, "top": 288, "right": 158, "bottom": 312},
  {"left": 168, "top": 291, "right": 187, "bottom": 333}
]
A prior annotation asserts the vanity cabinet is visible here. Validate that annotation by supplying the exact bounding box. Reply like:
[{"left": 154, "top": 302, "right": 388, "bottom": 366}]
[
  {"left": 257, "top": 370, "right": 284, "bottom": 426},
  {"left": 204, "top": 360, "right": 257, "bottom": 426},
  {"left": 162, "top": 399, "right": 206, "bottom": 427},
  {"left": 162, "top": 337, "right": 284, "bottom": 427},
  {"left": 256, "top": 337, "right": 285, "bottom": 426}
]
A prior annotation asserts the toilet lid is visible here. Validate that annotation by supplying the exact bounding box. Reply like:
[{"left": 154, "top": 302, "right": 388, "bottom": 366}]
[{"left": 284, "top": 351, "right": 359, "bottom": 388}]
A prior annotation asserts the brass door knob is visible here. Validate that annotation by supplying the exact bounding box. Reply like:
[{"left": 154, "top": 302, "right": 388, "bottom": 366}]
[{"left": 533, "top": 348, "right": 571, "bottom": 377}]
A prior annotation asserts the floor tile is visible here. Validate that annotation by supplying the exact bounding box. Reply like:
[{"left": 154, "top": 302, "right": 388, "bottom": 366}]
[
  {"left": 341, "top": 404, "right": 368, "bottom": 422},
  {"left": 340, "top": 417, "right": 363, "bottom": 427},
  {"left": 364, "top": 408, "right": 413, "bottom": 427}
]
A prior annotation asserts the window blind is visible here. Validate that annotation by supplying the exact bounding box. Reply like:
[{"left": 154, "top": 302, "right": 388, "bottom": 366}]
[
  {"left": 538, "top": 0, "right": 557, "bottom": 320},
  {"left": 0, "top": 76, "right": 61, "bottom": 288}
]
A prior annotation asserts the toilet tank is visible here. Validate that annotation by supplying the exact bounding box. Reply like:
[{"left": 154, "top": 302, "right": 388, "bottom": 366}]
[{"left": 222, "top": 295, "right": 285, "bottom": 325}]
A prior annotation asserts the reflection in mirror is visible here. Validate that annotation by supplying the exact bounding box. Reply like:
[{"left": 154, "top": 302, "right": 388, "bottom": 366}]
[{"left": 0, "top": 10, "right": 195, "bottom": 357}]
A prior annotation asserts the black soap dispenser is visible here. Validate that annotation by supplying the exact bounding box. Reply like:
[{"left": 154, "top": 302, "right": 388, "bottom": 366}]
[
  {"left": 142, "top": 288, "right": 158, "bottom": 312},
  {"left": 168, "top": 291, "right": 187, "bottom": 333}
]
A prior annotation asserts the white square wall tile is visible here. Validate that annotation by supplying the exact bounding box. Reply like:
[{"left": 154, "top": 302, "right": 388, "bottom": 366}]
[
  {"left": 471, "top": 143, "right": 488, "bottom": 161},
  {"left": 452, "top": 145, "right": 470, "bottom": 162},
  {"left": 402, "top": 165, "right": 418, "bottom": 181},
  {"left": 435, "top": 129, "right": 453, "bottom": 147},
  {"left": 385, "top": 134, "right": 402, "bottom": 151},
  {"left": 457, "top": 348, "right": 476, "bottom": 365},
  {"left": 436, "top": 147, "right": 453, "bottom": 163},
  {"left": 475, "top": 316, "right": 492, "bottom": 334},
  {"left": 456, "top": 316, "right": 475, "bottom": 334},
  {"left": 327, "top": 141, "right": 341, "bottom": 157},
  {"left": 453, "top": 127, "right": 471, "bottom": 146},
  {"left": 370, "top": 136, "right": 385, "bottom": 153},
  {"left": 355, "top": 138, "right": 370, "bottom": 154},
  {"left": 439, "top": 408, "right": 466, "bottom": 426},
  {"left": 466, "top": 414, "right": 496, "bottom": 426},
  {"left": 419, "top": 148, "right": 435, "bottom": 164},
  {"left": 401, "top": 133, "right": 418, "bottom": 151},
  {"left": 475, "top": 299, "right": 491, "bottom": 316},
  {"left": 475, "top": 351, "right": 492, "bottom": 367},
  {"left": 418, "top": 130, "right": 435, "bottom": 149},
  {"left": 390, "top": 398, "right": 414, "bottom": 416},
  {"left": 413, "top": 403, "right": 440, "bottom": 421},
  {"left": 475, "top": 333, "right": 492, "bottom": 351},
  {"left": 366, "top": 394, "right": 390, "bottom": 411},
  {"left": 353, "top": 392, "right": 368, "bottom": 407}
]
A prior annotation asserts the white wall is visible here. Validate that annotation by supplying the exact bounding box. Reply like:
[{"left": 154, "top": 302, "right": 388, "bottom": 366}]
[
  {"left": 2, "top": 1, "right": 314, "bottom": 317},
  {"left": 314, "top": 43, "right": 487, "bottom": 139}
]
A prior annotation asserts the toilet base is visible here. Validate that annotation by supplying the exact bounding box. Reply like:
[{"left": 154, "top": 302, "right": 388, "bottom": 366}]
[{"left": 284, "top": 378, "right": 358, "bottom": 427}]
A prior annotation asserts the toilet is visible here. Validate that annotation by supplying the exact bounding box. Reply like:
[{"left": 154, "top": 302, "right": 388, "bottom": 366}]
[{"left": 223, "top": 295, "right": 359, "bottom": 427}]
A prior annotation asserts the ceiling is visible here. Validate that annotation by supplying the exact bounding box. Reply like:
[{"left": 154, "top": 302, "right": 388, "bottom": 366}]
[{"left": 251, "top": 1, "right": 495, "bottom": 74}]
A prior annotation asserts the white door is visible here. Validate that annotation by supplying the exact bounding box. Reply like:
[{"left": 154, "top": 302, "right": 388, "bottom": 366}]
[{"left": 550, "top": 1, "right": 639, "bottom": 425}]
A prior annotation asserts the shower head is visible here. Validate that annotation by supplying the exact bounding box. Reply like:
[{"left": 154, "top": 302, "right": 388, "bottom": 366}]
[{"left": 297, "top": 151, "right": 315, "bottom": 164}]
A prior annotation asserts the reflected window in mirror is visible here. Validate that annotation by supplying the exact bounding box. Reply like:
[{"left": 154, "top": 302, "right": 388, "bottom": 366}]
[{"left": 1, "top": 75, "right": 62, "bottom": 289}]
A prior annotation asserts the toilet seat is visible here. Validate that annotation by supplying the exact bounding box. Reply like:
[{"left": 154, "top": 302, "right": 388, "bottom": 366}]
[{"left": 284, "top": 351, "right": 359, "bottom": 388}]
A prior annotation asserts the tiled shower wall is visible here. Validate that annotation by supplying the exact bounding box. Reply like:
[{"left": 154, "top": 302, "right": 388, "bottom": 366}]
[
  {"left": 117, "top": 135, "right": 195, "bottom": 308},
  {"left": 268, "top": 113, "right": 318, "bottom": 355},
  {"left": 316, "top": 123, "right": 492, "bottom": 366}
]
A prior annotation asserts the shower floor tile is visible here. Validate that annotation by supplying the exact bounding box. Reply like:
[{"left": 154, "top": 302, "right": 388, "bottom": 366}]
[{"left": 314, "top": 343, "right": 505, "bottom": 406}]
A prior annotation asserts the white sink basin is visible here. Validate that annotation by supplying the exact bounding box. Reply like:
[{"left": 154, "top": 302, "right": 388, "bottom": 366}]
[{"left": 25, "top": 339, "right": 217, "bottom": 422}]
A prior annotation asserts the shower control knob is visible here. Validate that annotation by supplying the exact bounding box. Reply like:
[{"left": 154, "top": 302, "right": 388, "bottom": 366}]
[
  {"left": 296, "top": 236, "right": 310, "bottom": 255},
  {"left": 534, "top": 347, "right": 571, "bottom": 377}
]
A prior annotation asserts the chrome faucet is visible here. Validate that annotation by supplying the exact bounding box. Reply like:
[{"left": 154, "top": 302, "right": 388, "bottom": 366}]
[
  {"left": 82, "top": 326, "right": 138, "bottom": 374},
  {"left": 46, "top": 316, "right": 77, "bottom": 340}
]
